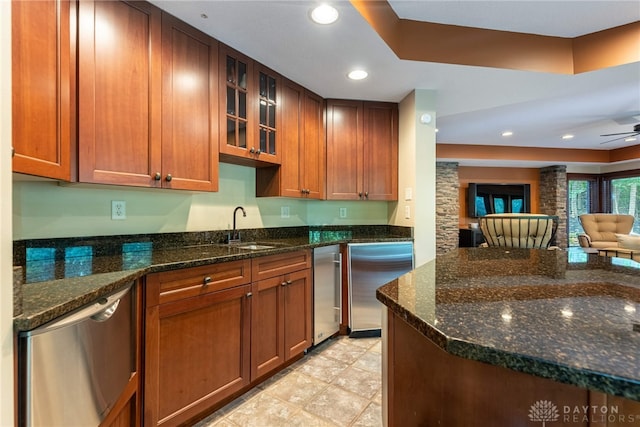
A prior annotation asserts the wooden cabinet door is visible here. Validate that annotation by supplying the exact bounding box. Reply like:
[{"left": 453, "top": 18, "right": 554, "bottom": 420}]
[
  {"left": 218, "top": 44, "right": 256, "bottom": 163},
  {"left": 254, "top": 63, "right": 281, "bottom": 165},
  {"left": 283, "top": 268, "right": 313, "bottom": 359},
  {"left": 161, "top": 13, "right": 219, "bottom": 191},
  {"left": 301, "top": 90, "right": 326, "bottom": 199},
  {"left": 145, "top": 283, "right": 252, "bottom": 427},
  {"left": 12, "top": 0, "right": 73, "bottom": 180},
  {"left": 255, "top": 82, "right": 325, "bottom": 199},
  {"left": 363, "top": 102, "right": 398, "bottom": 200},
  {"left": 78, "top": 0, "right": 162, "bottom": 187},
  {"left": 251, "top": 276, "right": 285, "bottom": 379},
  {"left": 272, "top": 78, "right": 304, "bottom": 198},
  {"left": 326, "top": 99, "right": 363, "bottom": 200},
  {"left": 326, "top": 99, "right": 398, "bottom": 201}
]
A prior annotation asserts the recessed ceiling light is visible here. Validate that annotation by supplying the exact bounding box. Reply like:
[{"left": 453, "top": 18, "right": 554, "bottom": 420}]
[
  {"left": 501, "top": 131, "right": 513, "bottom": 137},
  {"left": 310, "top": 4, "right": 338, "bottom": 25},
  {"left": 562, "top": 134, "right": 574, "bottom": 140},
  {"left": 347, "top": 69, "right": 368, "bottom": 80},
  {"left": 200, "top": 13, "right": 208, "bottom": 19}
]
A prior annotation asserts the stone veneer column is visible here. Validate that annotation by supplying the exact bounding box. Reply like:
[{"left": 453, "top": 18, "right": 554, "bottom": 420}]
[
  {"left": 539, "top": 165, "right": 567, "bottom": 249},
  {"left": 436, "top": 162, "right": 459, "bottom": 254}
]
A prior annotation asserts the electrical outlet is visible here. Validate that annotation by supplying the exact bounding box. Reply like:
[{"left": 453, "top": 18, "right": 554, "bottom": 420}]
[
  {"left": 339, "top": 207, "right": 347, "bottom": 218},
  {"left": 112, "top": 200, "right": 126, "bottom": 220},
  {"left": 281, "top": 206, "right": 290, "bottom": 218}
]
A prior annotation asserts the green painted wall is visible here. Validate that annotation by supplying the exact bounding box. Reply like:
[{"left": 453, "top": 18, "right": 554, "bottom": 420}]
[{"left": 13, "top": 163, "right": 391, "bottom": 240}]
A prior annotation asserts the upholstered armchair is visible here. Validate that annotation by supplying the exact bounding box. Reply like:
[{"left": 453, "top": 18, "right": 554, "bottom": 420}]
[
  {"left": 577, "top": 214, "right": 634, "bottom": 248},
  {"left": 479, "top": 213, "right": 558, "bottom": 249}
]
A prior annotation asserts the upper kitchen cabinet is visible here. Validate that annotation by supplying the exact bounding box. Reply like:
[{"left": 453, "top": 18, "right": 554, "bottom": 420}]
[
  {"left": 78, "top": 0, "right": 162, "bottom": 187},
  {"left": 256, "top": 80, "right": 325, "bottom": 199},
  {"left": 160, "top": 14, "right": 219, "bottom": 191},
  {"left": 78, "top": 1, "right": 219, "bottom": 191},
  {"left": 326, "top": 100, "right": 398, "bottom": 201},
  {"left": 12, "top": 0, "right": 74, "bottom": 181},
  {"left": 219, "top": 45, "right": 281, "bottom": 167}
]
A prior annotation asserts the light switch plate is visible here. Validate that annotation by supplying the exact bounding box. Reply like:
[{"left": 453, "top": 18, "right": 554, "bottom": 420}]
[
  {"left": 405, "top": 187, "right": 413, "bottom": 201},
  {"left": 404, "top": 205, "right": 411, "bottom": 219}
]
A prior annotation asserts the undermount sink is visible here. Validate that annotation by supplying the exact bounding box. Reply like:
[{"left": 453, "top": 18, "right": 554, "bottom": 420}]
[
  {"left": 238, "top": 244, "right": 275, "bottom": 250},
  {"left": 235, "top": 243, "right": 276, "bottom": 250}
]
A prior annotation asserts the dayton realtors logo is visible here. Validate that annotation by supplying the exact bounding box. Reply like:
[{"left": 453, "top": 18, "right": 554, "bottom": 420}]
[
  {"left": 528, "top": 400, "right": 638, "bottom": 425},
  {"left": 528, "top": 400, "right": 559, "bottom": 426}
]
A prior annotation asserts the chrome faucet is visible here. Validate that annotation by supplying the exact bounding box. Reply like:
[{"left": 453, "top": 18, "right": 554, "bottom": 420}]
[{"left": 229, "top": 206, "right": 246, "bottom": 243}]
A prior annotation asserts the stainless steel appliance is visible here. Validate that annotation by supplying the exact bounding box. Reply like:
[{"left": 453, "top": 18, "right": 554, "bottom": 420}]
[
  {"left": 348, "top": 242, "right": 414, "bottom": 337},
  {"left": 19, "top": 283, "right": 135, "bottom": 427},
  {"left": 313, "top": 245, "right": 342, "bottom": 345}
]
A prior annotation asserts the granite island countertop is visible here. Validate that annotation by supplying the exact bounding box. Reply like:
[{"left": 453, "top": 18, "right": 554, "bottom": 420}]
[
  {"left": 377, "top": 248, "right": 640, "bottom": 401},
  {"left": 14, "top": 226, "right": 412, "bottom": 332}
]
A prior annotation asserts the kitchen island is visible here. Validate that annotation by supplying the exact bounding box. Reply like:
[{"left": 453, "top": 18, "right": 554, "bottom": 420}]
[{"left": 377, "top": 248, "right": 640, "bottom": 427}]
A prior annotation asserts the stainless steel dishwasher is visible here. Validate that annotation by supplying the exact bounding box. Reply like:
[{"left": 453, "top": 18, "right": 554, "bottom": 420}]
[
  {"left": 348, "top": 242, "right": 414, "bottom": 337},
  {"left": 19, "top": 283, "right": 135, "bottom": 427}
]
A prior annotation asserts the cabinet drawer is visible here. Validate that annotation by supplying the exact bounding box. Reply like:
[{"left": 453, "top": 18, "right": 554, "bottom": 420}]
[
  {"left": 251, "top": 250, "right": 311, "bottom": 282},
  {"left": 146, "top": 259, "right": 252, "bottom": 306}
]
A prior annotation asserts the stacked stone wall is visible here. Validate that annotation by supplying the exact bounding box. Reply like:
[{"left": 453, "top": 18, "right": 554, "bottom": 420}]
[
  {"left": 539, "top": 165, "right": 568, "bottom": 248},
  {"left": 436, "top": 162, "right": 459, "bottom": 254}
]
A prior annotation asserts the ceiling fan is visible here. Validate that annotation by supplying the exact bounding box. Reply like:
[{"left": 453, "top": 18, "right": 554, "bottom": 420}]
[{"left": 600, "top": 123, "right": 640, "bottom": 144}]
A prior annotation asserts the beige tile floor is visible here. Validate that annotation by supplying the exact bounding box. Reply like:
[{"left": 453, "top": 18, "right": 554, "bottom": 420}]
[{"left": 195, "top": 336, "right": 383, "bottom": 427}]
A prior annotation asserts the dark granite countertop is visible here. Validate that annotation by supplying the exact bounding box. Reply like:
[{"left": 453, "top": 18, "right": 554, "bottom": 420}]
[
  {"left": 377, "top": 248, "right": 640, "bottom": 401},
  {"left": 14, "top": 226, "right": 411, "bottom": 332}
]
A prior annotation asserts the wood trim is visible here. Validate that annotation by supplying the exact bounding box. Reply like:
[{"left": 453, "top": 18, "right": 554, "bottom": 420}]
[{"left": 350, "top": 1, "right": 640, "bottom": 74}]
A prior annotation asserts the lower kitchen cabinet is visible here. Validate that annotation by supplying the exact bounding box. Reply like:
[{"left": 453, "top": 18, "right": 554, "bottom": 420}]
[
  {"left": 143, "top": 252, "right": 312, "bottom": 426},
  {"left": 144, "top": 261, "right": 253, "bottom": 427},
  {"left": 251, "top": 267, "right": 312, "bottom": 380}
]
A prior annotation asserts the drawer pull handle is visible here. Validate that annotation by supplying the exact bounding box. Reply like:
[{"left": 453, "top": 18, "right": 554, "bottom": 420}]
[{"left": 203, "top": 276, "right": 212, "bottom": 285}]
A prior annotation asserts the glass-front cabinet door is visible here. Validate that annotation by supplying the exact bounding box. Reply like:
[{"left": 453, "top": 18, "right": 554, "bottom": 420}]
[
  {"left": 253, "top": 63, "right": 280, "bottom": 164},
  {"left": 258, "top": 70, "right": 277, "bottom": 156},
  {"left": 219, "top": 44, "right": 280, "bottom": 166},
  {"left": 225, "top": 54, "right": 248, "bottom": 150}
]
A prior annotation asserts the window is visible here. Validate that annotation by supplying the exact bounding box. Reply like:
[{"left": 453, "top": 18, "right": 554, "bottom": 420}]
[
  {"left": 610, "top": 176, "right": 640, "bottom": 234},
  {"left": 568, "top": 170, "right": 640, "bottom": 246}
]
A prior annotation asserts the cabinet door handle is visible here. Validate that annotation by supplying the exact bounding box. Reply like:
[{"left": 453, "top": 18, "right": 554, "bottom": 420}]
[
  {"left": 246, "top": 292, "right": 253, "bottom": 298},
  {"left": 154, "top": 172, "right": 161, "bottom": 181},
  {"left": 358, "top": 192, "right": 363, "bottom": 199},
  {"left": 165, "top": 174, "right": 172, "bottom": 182},
  {"left": 281, "top": 281, "right": 287, "bottom": 286},
  {"left": 203, "top": 276, "right": 212, "bottom": 286},
  {"left": 286, "top": 280, "right": 292, "bottom": 285},
  {"left": 250, "top": 147, "right": 255, "bottom": 153},
  {"left": 364, "top": 191, "right": 369, "bottom": 199}
]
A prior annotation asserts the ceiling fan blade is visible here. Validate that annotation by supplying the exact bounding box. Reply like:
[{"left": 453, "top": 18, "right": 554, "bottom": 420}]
[
  {"left": 600, "top": 132, "right": 640, "bottom": 144},
  {"left": 600, "top": 131, "right": 636, "bottom": 137}
]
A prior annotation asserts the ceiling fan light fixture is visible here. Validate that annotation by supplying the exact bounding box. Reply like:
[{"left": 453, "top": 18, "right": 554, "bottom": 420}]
[{"left": 310, "top": 4, "right": 339, "bottom": 25}]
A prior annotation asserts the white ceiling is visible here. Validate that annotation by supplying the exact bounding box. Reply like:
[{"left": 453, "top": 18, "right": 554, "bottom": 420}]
[{"left": 151, "top": 0, "right": 640, "bottom": 165}]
